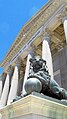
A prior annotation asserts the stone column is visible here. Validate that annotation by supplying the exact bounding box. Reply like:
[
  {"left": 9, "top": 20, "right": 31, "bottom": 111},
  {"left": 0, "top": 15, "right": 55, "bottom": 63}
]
[
  {"left": 0, "top": 80, "right": 2, "bottom": 98},
  {"left": 7, "top": 64, "right": 19, "bottom": 105},
  {"left": 0, "top": 73, "right": 10, "bottom": 108},
  {"left": 0, "top": 114, "right": 2, "bottom": 119},
  {"left": 0, "top": 73, "right": 6, "bottom": 98},
  {"left": 42, "top": 34, "right": 54, "bottom": 80},
  {"left": 63, "top": 17, "right": 67, "bottom": 43},
  {"left": 22, "top": 53, "right": 31, "bottom": 95}
]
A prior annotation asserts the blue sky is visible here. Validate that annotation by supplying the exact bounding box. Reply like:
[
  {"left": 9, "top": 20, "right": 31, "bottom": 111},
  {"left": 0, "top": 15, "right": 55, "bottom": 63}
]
[{"left": 0, "top": 0, "right": 48, "bottom": 74}]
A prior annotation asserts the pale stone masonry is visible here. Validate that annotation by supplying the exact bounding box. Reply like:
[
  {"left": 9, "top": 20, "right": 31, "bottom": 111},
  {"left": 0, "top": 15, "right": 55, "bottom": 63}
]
[
  {"left": 0, "top": 0, "right": 67, "bottom": 118},
  {"left": 0, "top": 95, "right": 67, "bottom": 119}
]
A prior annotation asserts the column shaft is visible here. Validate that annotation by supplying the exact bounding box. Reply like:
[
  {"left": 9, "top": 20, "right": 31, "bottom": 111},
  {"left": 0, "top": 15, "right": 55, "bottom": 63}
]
[
  {"left": 0, "top": 74, "right": 10, "bottom": 108},
  {"left": 63, "top": 18, "right": 67, "bottom": 43},
  {"left": 0, "top": 81, "right": 2, "bottom": 98},
  {"left": 0, "top": 114, "right": 2, "bottom": 119},
  {"left": 42, "top": 35, "right": 53, "bottom": 80},
  {"left": 7, "top": 65, "right": 19, "bottom": 105},
  {"left": 22, "top": 54, "right": 31, "bottom": 95}
]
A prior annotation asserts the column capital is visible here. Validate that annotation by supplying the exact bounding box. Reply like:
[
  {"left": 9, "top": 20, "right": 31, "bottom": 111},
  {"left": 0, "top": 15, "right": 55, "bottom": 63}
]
[
  {"left": 62, "top": 17, "right": 67, "bottom": 23},
  {"left": 0, "top": 73, "right": 6, "bottom": 81},
  {"left": 6, "top": 66, "right": 13, "bottom": 75},
  {"left": 15, "top": 57, "right": 22, "bottom": 68},
  {"left": 28, "top": 45, "right": 35, "bottom": 57},
  {"left": 43, "top": 28, "right": 51, "bottom": 44},
  {"left": 56, "top": 6, "right": 67, "bottom": 24},
  {"left": 0, "top": 76, "right": 2, "bottom": 81},
  {"left": 44, "top": 28, "right": 53, "bottom": 37}
]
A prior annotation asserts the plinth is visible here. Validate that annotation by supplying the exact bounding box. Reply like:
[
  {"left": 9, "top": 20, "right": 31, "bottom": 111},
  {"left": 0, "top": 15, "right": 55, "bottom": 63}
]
[{"left": 0, "top": 93, "right": 67, "bottom": 119}]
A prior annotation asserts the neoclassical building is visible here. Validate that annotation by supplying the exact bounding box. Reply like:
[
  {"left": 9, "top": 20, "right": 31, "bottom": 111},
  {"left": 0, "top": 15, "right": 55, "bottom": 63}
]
[{"left": 0, "top": 0, "right": 67, "bottom": 118}]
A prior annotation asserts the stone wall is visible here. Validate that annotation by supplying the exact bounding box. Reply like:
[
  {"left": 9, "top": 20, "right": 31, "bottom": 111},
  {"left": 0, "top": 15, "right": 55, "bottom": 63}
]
[{"left": 53, "top": 45, "right": 67, "bottom": 90}]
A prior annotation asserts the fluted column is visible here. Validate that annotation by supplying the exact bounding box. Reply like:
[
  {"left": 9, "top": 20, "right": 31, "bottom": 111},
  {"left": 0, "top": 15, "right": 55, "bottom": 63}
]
[
  {"left": 0, "top": 73, "right": 10, "bottom": 108},
  {"left": 42, "top": 34, "right": 54, "bottom": 80},
  {"left": 0, "top": 74, "right": 6, "bottom": 98},
  {"left": 7, "top": 64, "right": 19, "bottom": 105},
  {"left": 22, "top": 53, "right": 31, "bottom": 95},
  {"left": 0, "top": 80, "right": 2, "bottom": 98},
  {"left": 63, "top": 17, "right": 67, "bottom": 43},
  {"left": 0, "top": 114, "right": 2, "bottom": 119}
]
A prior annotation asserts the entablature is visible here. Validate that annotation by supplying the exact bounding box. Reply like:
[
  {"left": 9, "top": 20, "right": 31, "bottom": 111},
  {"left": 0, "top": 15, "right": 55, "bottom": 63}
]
[{"left": 0, "top": 0, "right": 67, "bottom": 72}]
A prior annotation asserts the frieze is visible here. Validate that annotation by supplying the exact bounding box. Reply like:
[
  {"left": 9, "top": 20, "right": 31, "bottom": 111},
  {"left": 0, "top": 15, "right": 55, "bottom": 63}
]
[{"left": 1, "top": 0, "right": 67, "bottom": 67}]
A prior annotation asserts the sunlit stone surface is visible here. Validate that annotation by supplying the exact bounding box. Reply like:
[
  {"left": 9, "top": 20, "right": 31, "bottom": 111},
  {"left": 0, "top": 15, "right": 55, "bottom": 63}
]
[
  {"left": 7, "top": 66, "right": 19, "bottom": 105},
  {"left": 0, "top": 0, "right": 67, "bottom": 118},
  {"left": 0, "top": 81, "right": 2, "bottom": 98},
  {"left": 0, "top": 74, "right": 10, "bottom": 108},
  {"left": 42, "top": 35, "right": 54, "bottom": 80},
  {"left": 22, "top": 54, "right": 31, "bottom": 95},
  {"left": 63, "top": 18, "right": 67, "bottom": 43}
]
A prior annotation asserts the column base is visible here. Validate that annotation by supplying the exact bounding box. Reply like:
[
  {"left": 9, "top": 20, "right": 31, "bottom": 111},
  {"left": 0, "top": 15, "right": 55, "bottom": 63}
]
[{"left": 0, "top": 93, "right": 67, "bottom": 119}]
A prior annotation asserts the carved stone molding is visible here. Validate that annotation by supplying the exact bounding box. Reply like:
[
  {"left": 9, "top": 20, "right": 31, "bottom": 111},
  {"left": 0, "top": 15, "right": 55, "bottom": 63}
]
[{"left": 0, "top": 0, "right": 67, "bottom": 69}]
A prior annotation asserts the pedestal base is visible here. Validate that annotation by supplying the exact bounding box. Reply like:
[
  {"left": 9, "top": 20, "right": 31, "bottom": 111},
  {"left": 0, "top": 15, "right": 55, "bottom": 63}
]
[
  {"left": 14, "top": 114, "right": 55, "bottom": 119},
  {"left": 0, "top": 93, "right": 67, "bottom": 119}
]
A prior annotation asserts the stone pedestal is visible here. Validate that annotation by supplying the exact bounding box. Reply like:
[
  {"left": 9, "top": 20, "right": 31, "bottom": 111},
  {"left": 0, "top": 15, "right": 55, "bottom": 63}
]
[{"left": 0, "top": 94, "right": 67, "bottom": 119}]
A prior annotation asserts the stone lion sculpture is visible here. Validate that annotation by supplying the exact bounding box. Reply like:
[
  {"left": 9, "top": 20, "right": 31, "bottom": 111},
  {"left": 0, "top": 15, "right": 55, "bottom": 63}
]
[{"left": 25, "top": 56, "right": 67, "bottom": 100}]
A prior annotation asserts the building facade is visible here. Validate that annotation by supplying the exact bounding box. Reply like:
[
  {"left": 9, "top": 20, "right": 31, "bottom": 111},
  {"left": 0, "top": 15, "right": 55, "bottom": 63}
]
[{"left": 0, "top": 0, "right": 67, "bottom": 118}]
